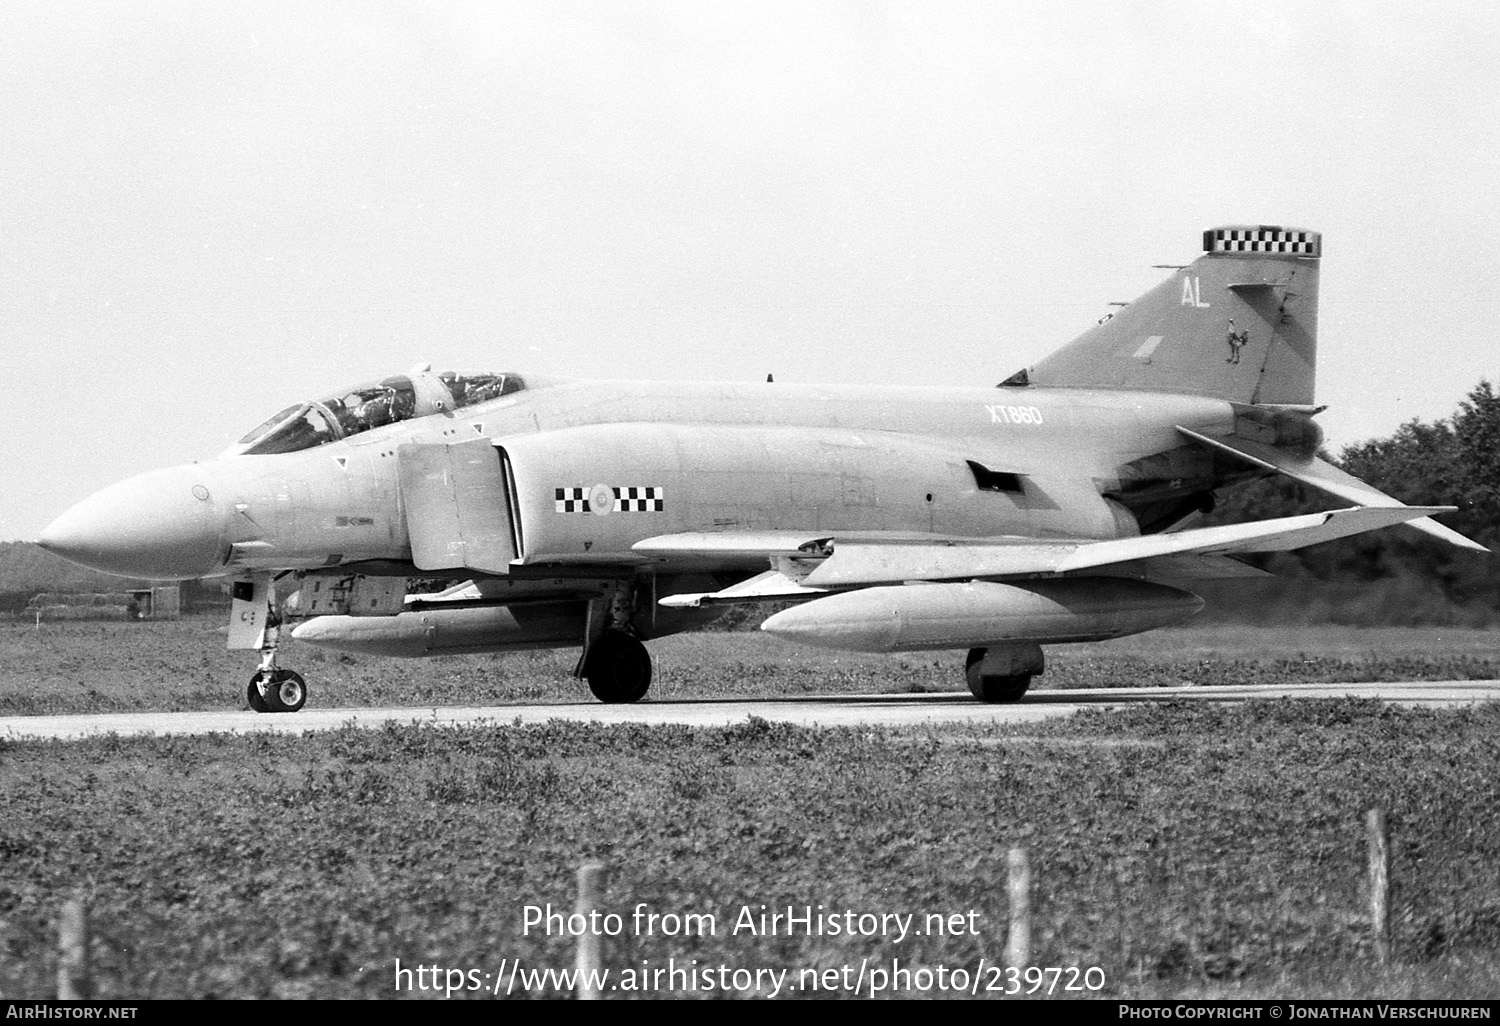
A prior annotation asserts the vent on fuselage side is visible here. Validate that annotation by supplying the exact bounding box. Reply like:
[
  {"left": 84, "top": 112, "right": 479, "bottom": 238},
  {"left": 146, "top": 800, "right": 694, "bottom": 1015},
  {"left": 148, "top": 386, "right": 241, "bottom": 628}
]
[{"left": 966, "top": 460, "right": 1024, "bottom": 494}]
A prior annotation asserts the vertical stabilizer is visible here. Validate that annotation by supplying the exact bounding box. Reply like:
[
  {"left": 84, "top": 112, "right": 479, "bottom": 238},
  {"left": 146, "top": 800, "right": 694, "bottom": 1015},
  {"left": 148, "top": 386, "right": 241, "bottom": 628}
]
[{"left": 1019, "top": 226, "right": 1321, "bottom": 405}]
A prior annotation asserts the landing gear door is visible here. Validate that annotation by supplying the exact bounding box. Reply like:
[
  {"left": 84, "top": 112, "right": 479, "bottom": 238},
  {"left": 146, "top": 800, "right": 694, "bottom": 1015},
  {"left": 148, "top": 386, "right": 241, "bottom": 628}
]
[
  {"left": 227, "top": 575, "right": 270, "bottom": 651},
  {"left": 397, "top": 440, "right": 517, "bottom": 574}
]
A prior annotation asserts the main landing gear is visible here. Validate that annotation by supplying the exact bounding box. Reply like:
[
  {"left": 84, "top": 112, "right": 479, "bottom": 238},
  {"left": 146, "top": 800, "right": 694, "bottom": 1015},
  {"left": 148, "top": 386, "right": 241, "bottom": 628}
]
[
  {"left": 577, "top": 579, "right": 653, "bottom": 703},
  {"left": 965, "top": 644, "right": 1044, "bottom": 703},
  {"left": 583, "top": 630, "right": 653, "bottom": 704}
]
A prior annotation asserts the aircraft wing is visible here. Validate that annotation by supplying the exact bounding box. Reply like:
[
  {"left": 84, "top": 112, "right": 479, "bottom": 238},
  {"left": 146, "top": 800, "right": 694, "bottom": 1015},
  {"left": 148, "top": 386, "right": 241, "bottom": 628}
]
[
  {"left": 1176, "top": 426, "right": 1490, "bottom": 552},
  {"left": 641, "top": 504, "right": 1444, "bottom": 603},
  {"left": 803, "top": 505, "right": 1447, "bottom": 586}
]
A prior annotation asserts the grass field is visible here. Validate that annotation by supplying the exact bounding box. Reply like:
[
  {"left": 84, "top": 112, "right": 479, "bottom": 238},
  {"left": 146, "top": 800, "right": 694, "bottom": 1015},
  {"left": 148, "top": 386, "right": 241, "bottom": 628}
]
[
  {"left": 4, "top": 617, "right": 1500, "bottom": 716},
  {"left": 2, "top": 702, "right": 1499, "bottom": 999},
  {"left": 2, "top": 620, "right": 1499, "bottom": 1000}
]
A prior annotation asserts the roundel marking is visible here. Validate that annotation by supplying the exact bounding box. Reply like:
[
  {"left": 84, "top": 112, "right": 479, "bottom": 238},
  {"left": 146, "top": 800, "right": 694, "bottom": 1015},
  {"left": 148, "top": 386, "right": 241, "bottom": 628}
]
[{"left": 589, "top": 483, "right": 615, "bottom": 516}]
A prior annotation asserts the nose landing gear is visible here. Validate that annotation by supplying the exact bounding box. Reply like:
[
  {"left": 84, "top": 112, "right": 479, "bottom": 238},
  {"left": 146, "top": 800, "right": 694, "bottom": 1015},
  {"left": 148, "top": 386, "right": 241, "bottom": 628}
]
[{"left": 233, "top": 576, "right": 311, "bottom": 713}]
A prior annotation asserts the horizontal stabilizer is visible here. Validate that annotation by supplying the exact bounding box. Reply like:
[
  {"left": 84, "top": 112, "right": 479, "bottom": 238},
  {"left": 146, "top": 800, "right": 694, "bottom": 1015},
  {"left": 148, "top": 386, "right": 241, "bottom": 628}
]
[{"left": 1177, "top": 426, "right": 1490, "bottom": 552}]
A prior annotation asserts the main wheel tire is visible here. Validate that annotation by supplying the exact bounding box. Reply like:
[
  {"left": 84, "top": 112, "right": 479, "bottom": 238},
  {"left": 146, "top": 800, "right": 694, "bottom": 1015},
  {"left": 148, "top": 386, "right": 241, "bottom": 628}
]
[
  {"left": 247, "top": 676, "right": 270, "bottom": 713},
  {"left": 965, "top": 649, "right": 1031, "bottom": 703},
  {"left": 265, "top": 669, "right": 307, "bottom": 713},
  {"left": 584, "top": 632, "right": 652, "bottom": 704},
  {"left": 967, "top": 671, "right": 1031, "bottom": 703}
]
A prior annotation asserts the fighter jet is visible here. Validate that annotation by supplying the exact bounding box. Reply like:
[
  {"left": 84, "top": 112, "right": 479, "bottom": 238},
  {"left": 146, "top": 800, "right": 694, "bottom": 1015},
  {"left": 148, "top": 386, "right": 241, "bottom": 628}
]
[{"left": 38, "top": 226, "right": 1487, "bottom": 712}]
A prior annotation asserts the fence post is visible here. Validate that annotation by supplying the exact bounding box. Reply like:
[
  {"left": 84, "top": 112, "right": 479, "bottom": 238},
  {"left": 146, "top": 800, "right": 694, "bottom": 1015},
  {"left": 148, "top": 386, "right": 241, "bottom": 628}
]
[
  {"left": 1004, "top": 846, "right": 1032, "bottom": 968},
  {"left": 57, "top": 898, "right": 90, "bottom": 1000},
  {"left": 575, "top": 862, "right": 608, "bottom": 1000},
  {"left": 1367, "top": 809, "right": 1390, "bottom": 965}
]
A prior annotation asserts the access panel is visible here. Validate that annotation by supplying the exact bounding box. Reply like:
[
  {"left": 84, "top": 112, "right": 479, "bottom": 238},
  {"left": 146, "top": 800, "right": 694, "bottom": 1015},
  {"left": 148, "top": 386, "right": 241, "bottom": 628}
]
[{"left": 397, "top": 439, "right": 517, "bottom": 574}]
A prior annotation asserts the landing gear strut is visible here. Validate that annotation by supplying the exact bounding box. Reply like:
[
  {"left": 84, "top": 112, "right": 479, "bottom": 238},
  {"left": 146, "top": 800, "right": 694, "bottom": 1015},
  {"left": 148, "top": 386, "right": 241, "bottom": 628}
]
[{"left": 233, "top": 579, "right": 310, "bottom": 714}]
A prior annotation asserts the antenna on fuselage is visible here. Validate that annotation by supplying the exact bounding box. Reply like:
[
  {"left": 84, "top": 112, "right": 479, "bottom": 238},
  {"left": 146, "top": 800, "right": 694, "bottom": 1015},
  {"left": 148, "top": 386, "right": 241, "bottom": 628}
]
[{"left": 766, "top": 373, "right": 774, "bottom": 383}]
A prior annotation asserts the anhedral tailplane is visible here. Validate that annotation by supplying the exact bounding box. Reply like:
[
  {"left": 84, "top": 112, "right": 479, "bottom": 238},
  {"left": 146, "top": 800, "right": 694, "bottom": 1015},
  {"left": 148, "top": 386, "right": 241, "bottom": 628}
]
[{"left": 1018, "top": 226, "right": 1321, "bottom": 406}]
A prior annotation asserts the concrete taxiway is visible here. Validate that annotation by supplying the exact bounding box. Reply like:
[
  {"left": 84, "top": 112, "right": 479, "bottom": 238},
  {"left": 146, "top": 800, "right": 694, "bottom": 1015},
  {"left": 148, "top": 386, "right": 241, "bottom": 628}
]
[{"left": 2, "top": 681, "right": 1498, "bottom": 741}]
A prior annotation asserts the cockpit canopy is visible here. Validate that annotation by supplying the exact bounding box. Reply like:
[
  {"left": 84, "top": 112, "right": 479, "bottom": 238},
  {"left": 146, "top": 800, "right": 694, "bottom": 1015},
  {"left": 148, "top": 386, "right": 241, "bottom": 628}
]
[{"left": 232, "top": 368, "right": 524, "bottom": 456}]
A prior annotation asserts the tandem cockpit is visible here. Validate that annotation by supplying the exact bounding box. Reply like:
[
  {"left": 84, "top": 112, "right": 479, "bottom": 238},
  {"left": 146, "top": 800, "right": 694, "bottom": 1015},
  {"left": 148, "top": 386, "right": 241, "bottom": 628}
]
[{"left": 225, "top": 365, "right": 526, "bottom": 457}]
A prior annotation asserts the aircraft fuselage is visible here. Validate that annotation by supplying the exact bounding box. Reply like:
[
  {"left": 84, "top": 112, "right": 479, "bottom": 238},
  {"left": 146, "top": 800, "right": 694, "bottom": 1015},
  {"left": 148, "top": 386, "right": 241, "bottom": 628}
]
[{"left": 43, "top": 378, "right": 1237, "bottom": 584}]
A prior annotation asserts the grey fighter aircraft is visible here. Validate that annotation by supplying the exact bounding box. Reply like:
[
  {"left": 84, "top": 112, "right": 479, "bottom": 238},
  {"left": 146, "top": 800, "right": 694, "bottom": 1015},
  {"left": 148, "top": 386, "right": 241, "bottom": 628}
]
[{"left": 39, "top": 226, "right": 1487, "bottom": 712}]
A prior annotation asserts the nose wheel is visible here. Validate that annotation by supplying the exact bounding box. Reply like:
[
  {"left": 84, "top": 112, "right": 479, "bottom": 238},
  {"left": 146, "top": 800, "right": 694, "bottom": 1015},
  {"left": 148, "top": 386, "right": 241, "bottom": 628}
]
[{"left": 247, "top": 669, "right": 308, "bottom": 713}]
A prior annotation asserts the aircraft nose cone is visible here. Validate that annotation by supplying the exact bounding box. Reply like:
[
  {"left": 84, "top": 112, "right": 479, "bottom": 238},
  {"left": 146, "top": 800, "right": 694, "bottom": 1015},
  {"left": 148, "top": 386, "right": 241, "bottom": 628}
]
[{"left": 39, "top": 467, "right": 226, "bottom": 580}]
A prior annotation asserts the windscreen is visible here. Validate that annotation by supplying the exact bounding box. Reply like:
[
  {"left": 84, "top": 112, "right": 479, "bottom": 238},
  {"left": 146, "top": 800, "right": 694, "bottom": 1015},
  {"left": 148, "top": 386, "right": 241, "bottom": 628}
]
[{"left": 236, "top": 404, "right": 339, "bottom": 455}]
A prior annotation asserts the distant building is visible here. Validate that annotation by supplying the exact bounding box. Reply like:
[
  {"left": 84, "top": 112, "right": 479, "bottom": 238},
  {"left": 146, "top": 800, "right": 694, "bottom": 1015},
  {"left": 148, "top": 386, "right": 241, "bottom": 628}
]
[{"left": 26, "top": 585, "right": 181, "bottom": 621}]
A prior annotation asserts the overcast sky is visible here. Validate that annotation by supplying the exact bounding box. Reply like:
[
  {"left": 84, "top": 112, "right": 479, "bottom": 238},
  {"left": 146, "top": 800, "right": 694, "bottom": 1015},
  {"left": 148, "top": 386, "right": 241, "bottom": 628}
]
[{"left": 4, "top": 1, "right": 1497, "bottom": 540}]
